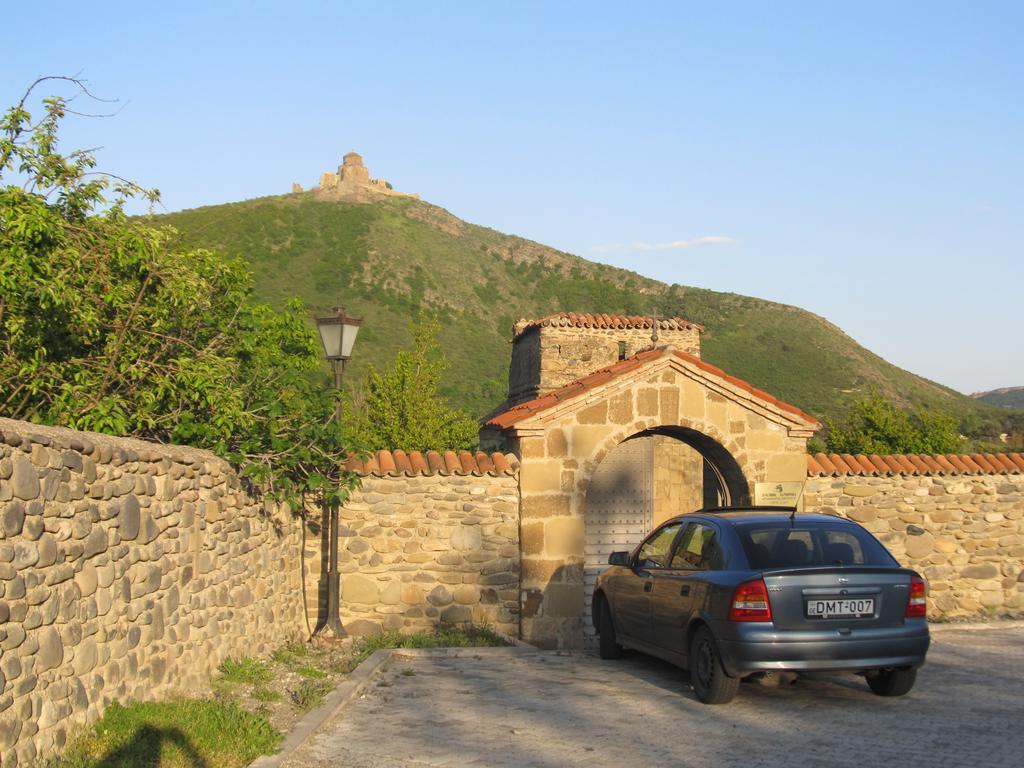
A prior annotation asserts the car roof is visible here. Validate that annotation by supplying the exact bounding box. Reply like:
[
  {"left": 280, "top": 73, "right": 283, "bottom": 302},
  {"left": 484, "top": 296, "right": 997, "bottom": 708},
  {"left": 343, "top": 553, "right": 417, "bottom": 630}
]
[{"left": 669, "top": 508, "right": 857, "bottom": 527}]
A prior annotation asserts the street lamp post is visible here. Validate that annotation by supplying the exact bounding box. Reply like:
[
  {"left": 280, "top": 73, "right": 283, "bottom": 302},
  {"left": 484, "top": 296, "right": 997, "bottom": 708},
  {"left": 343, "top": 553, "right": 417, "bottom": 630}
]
[{"left": 314, "top": 307, "right": 362, "bottom": 638}]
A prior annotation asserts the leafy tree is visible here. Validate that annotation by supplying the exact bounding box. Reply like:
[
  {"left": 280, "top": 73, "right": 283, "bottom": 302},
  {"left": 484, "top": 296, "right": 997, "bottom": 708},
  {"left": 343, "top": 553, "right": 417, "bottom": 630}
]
[
  {"left": 346, "top": 312, "right": 479, "bottom": 452},
  {"left": 824, "top": 392, "right": 962, "bottom": 455},
  {"left": 0, "top": 78, "right": 355, "bottom": 507}
]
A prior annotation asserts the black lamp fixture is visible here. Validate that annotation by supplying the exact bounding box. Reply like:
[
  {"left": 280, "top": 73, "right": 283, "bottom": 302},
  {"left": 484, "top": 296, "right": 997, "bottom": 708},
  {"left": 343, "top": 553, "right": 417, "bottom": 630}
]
[{"left": 315, "top": 307, "right": 363, "bottom": 422}]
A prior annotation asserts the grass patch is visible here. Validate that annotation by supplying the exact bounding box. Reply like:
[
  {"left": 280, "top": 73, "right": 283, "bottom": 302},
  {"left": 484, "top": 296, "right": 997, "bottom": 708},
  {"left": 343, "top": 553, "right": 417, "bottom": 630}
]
[
  {"left": 209, "top": 679, "right": 237, "bottom": 705},
  {"left": 271, "top": 641, "right": 313, "bottom": 669},
  {"left": 51, "top": 699, "right": 280, "bottom": 768},
  {"left": 289, "top": 680, "right": 332, "bottom": 712},
  {"left": 218, "top": 656, "right": 273, "bottom": 685},
  {"left": 358, "top": 625, "right": 507, "bottom": 654},
  {"left": 344, "top": 624, "right": 508, "bottom": 671},
  {"left": 54, "top": 627, "right": 506, "bottom": 765}
]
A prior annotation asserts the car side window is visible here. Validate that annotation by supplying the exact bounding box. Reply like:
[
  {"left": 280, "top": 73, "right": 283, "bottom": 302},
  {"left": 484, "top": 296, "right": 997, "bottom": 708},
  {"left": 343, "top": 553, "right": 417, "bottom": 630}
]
[
  {"left": 670, "top": 523, "right": 723, "bottom": 570},
  {"left": 635, "top": 523, "right": 683, "bottom": 569}
]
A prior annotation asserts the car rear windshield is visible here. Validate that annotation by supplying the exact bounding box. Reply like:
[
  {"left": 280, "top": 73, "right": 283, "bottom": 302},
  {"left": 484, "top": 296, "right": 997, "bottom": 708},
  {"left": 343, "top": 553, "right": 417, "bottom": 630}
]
[{"left": 734, "top": 521, "right": 897, "bottom": 569}]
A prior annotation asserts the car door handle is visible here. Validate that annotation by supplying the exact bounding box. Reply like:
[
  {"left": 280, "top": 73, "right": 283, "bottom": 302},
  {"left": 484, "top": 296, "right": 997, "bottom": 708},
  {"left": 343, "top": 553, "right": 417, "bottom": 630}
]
[
  {"left": 643, "top": 582, "right": 653, "bottom": 593},
  {"left": 680, "top": 585, "right": 690, "bottom": 597}
]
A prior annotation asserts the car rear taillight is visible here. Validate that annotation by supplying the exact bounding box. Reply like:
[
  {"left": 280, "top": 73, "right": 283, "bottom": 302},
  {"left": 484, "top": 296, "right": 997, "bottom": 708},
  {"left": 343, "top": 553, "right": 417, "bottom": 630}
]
[
  {"left": 905, "top": 576, "right": 927, "bottom": 618},
  {"left": 729, "top": 579, "right": 772, "bottom": 622}
]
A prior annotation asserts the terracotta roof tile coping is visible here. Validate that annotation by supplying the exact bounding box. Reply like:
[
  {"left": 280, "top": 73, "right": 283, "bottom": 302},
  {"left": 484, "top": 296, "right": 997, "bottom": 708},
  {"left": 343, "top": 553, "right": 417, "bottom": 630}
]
[
  {"left": 971, "top": 454, "right": 997, "bottom": 473},
  {"left": 854, "top": 454, "right": 878, "bottom": 474},
  {"left": 513, "top": 312, "right": 704, "bottom": 340},
  {"left": 806, "top": 454, "right": 826, "bottom": 475},
  {"left": 1004, "top": 454, "right": 1024, "bottom": 471},
  {"left": 816, "top": 453, "right": 840, "bottom": 475},
  {"left": 345, "top": 450, "right": 518, "bottom": 477},
  {"left": 808, "top": 452, "right": 1024, "bottom": 477},
  {"left": 487, "top": 346, "right": 820, "bottom": 430}
]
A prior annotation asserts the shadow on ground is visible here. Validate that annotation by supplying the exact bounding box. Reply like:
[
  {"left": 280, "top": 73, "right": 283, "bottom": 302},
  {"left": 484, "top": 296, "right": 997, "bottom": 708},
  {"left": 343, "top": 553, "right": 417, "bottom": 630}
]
[{"left": 86, "top": 725, "right": 208, "bottom": 768}]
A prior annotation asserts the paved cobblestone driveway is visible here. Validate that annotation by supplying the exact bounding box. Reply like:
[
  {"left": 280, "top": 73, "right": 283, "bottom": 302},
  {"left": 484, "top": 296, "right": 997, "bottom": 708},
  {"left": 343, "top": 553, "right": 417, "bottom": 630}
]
[{"left": 284, "top": 625, "right": 1023, "bottom": 768}]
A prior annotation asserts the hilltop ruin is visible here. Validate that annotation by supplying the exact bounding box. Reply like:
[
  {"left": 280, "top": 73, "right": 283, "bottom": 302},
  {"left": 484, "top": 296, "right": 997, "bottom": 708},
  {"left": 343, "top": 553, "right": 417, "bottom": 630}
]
[{"left": 292, "top": 152, "right": 417, "bottom": 202}]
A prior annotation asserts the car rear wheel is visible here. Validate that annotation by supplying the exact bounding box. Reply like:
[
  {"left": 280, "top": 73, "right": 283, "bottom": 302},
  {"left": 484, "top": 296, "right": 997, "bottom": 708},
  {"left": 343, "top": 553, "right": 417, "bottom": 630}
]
[
  {"left": 866, "top": 666, "right": 917, "bottom": 697},
  {"left": 597, "top": 600, "right": 623, "bottom": 660},
  {"left": 689, "top": 626, "right": 739, "bottom": 705}
]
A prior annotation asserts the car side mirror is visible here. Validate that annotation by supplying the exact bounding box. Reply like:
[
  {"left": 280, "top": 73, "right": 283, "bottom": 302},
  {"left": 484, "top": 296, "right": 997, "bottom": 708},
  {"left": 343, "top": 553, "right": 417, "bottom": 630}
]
[{"left": 608, "top": 551, "right": 630, "bottom": 566}]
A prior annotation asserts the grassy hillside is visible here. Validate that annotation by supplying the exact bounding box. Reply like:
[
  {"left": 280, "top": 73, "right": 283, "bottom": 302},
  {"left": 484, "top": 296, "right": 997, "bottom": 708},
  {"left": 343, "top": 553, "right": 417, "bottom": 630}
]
[
  {"left": 155, "top": 193, "right": 999, "bottom": 429},
  {"left": 974, "top": 387, "right": 1024, "bottom": 410}
]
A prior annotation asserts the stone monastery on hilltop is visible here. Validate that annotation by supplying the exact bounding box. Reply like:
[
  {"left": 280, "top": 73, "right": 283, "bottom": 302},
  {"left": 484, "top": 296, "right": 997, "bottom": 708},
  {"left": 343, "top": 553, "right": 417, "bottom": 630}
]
[{"left": 292, "top": 151, "right": 417, "bottom": 202}]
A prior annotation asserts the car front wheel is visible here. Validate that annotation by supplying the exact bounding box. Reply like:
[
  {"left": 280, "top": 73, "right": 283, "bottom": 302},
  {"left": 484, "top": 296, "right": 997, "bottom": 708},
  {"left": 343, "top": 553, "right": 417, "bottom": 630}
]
[
  {"left": 866, "top": 667, "right": 917, "bottom": 697},
  {"left": 597, "top": 600, "right": 623, "bottom": 660},
  {"left": 689, "top": 626, "right": 740, "bottom": 705}
]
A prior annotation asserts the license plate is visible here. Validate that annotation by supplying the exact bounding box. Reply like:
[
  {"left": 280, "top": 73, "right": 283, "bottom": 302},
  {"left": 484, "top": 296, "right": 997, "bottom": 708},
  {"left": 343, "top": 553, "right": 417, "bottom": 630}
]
[{"left": 805, "top": 598, "right": 874, "bottom": 619}]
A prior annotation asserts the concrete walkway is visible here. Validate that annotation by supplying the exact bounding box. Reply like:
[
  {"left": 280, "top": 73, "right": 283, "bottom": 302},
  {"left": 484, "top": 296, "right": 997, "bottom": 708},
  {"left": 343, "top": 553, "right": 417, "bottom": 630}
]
[{"left": 280, "top": 625, "right": 1024, "bottom": 768}]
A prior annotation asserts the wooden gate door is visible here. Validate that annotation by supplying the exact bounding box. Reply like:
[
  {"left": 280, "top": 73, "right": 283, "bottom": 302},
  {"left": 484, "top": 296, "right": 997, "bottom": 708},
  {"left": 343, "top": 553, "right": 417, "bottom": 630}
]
[{"left": 582, "top": 436, "right": 653, "bottom": 649}]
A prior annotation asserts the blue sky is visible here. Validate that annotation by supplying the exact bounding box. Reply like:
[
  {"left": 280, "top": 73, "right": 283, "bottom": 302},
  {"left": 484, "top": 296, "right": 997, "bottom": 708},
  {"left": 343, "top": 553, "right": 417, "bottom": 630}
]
[{"left": 5, "top": 1, "right": 1021, "bottom": 394}]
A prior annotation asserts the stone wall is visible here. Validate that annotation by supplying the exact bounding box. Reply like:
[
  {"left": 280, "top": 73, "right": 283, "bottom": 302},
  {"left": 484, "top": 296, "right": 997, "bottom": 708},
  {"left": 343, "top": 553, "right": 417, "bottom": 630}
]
[
  {"left": 805, "top": 473, "right": 1024, "bottom": 618},
  {"left": 0, "top": 418, "right": 305, "bottom": 765},
  {"left": 304, "top": 452, "right": 521, "bottom": 639}
]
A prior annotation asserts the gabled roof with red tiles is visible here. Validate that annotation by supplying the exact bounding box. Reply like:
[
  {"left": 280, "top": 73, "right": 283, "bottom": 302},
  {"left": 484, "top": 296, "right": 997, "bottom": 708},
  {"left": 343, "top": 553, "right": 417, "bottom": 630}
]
[
  {"left": 487, "top": 346, "right": 820, "bottom": 431},
  {"left": 345, "top": 450, "right": 518, "bottom": 477},
  {"left": 807, "top": 452, "right": 1024, "bottom": 477},
  {"left": 513, "top": 312, "right": 703, "bottom": 340}
]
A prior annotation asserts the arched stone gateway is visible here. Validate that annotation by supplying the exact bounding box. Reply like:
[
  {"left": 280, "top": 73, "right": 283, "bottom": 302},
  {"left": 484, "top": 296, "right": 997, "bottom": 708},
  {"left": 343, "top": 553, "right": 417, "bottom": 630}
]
[
  {"left": 580, "top": 427, "right": 750, "bottom": 647},
  {"left": 485, "top": 328, "right": 820, "bottom": 650}
]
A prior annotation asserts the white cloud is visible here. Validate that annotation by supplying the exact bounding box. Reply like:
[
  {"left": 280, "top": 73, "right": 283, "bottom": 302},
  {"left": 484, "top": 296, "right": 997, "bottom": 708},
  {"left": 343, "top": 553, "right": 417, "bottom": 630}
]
[{"left": 591, "top": 236, "right": 735, "bottom": 254}]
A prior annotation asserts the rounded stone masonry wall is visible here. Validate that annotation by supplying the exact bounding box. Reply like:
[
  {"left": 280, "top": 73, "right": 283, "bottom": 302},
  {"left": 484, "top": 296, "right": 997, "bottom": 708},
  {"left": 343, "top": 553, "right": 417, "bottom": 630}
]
[
  {"left": 0, "top": 418, "right": 305, "bottom": 766},
  {"left": 805, "top": 473, "right": 1024, "bottom": 618},
  {"left": 302, "top": 456, "right": 521, "bottom": 639}
]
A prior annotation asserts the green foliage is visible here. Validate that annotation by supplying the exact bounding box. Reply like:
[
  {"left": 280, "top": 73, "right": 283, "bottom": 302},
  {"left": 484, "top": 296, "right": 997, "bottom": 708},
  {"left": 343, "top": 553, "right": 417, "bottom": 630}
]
[
  {"left": 250, "top": 686, "right": 282, "bottom": 703},
  {"left": 294, "top": 664, "right": 327, "bottom": 679},
  {"left": 51, "top": 699, "right": 281, "bottom": 768},
  {"left": 0, "top": 78, "right": 356, "bottom": 510},
  {"left": 345, "top": 311, "right": 479, "bottom": 451},
  {"left": 217, "top": 657, "right": 273, "bottom": 685},
  {"left": 824, "top": 392, "right": 963, "bottom": 454}
]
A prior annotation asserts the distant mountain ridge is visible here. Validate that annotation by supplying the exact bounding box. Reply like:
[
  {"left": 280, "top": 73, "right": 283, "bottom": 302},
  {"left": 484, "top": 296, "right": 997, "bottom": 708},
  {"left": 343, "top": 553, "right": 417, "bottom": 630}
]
[
  {"left": 973, "top": 387, "right": 1024, "bottom": 410},
  {"left": 155, "top": 192, "right": 1001, "bottom": 431}
]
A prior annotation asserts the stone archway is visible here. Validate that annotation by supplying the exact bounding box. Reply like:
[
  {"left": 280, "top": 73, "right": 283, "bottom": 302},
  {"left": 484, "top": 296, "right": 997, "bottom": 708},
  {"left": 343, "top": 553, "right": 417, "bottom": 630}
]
[
  {"left": 486, "top": 345, "right": 819, "bottom": 649},
  {"left": 580, "top": 427, "right": 750, "bottom": 647}
]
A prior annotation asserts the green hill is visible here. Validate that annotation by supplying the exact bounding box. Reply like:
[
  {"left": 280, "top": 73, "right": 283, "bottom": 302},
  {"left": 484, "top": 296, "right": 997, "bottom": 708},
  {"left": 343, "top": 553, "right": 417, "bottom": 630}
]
[
  {"left": 974, "top": 387, "right": 1024, "bottom": 410},
  {"left": 155, "top": 193, "right": 999, "bottom": 430}
]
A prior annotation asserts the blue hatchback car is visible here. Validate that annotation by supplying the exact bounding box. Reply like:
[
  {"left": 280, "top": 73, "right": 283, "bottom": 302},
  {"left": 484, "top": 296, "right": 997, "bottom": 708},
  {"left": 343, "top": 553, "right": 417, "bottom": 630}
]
[{"left": 593, "top": 507, "right": 930, "bottom": 704}]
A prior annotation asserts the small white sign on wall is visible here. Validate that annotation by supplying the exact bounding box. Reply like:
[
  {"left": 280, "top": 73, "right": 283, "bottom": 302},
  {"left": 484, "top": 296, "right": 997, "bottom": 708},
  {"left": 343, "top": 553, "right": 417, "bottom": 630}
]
[{"left": 754, "top": 481, "right": 805, "bottom": 507}]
